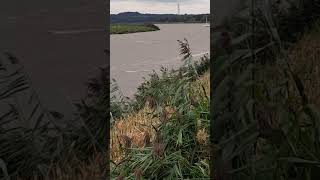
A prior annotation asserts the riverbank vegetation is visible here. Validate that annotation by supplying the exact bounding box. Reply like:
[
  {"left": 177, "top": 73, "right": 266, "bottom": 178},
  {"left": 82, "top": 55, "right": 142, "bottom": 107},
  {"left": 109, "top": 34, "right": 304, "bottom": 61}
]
[
  {"left": 111, "top": 24, "right": 160, "bottom": 34},
  {"left": 0, "top": 54, "right": 108, "bottom": 179},
  {"left": 111, "top": 12, "right": 210, "bottom": 24},
  {"left": 211, "top": 0, "right": 320, "bottom": 179},
  {"left": 110, "top": 40, "right": 210, "bottom": 179}
]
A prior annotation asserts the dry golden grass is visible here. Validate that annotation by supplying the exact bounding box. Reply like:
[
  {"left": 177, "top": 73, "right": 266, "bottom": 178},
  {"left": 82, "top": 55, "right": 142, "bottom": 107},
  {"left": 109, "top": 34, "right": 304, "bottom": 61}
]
[
  {"left": 196, "top": 128, "right": 209, "bottom": 145},
  {"left": 192, "top": 71, "right": 210, "bottom": 99},
  {"left": 288, "top": 25, "right": 320, "bottom": 107},
  {"left": 194, "top": 71, "right": 210, "bottom": 145},
  {"left": 111, "top": 71, "right": 210, "bottom": 164},
  {"left": 110, "top": 105, "right": 161, "bottom": 164},
  {"left": 17, "top": 152, "right": 106, "bottom": 180}
]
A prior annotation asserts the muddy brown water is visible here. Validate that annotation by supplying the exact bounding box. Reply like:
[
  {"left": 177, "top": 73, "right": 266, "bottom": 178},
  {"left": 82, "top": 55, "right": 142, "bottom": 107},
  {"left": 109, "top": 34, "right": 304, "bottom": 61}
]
[
  {"left": 0, "top": 9, "right": 107, "bottom": 120},
  {"left": 111, "top": 23, "right": 210, "bottom": 98}
]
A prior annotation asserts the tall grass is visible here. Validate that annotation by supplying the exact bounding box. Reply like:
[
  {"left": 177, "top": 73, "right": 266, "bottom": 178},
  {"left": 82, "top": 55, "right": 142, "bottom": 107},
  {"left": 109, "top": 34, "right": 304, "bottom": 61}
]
[
  {"left": 0, "top": 53, "right": 108, "bottom": 179},
  {"left": 110, "top": 40, "right": 210, "bottom": 179},
  {"left": 211, "top": 0, "right": 320, "bottom": 179}
]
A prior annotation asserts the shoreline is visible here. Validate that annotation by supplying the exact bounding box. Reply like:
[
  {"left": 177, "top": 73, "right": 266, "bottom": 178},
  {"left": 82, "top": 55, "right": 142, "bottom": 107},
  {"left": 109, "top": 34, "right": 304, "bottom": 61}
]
[
  {"left": 110, "top": 24, "right": 160, "bottom": 34},
  {"left": 112, "top": 51, "right": 210, "bottom": 99}
]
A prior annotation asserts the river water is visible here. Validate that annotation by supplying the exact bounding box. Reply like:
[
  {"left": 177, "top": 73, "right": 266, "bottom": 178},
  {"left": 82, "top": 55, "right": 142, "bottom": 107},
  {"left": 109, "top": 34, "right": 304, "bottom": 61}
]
[
  {"left": 111, "top": 23, "right": 210, "bottom": 98},
  {"left": 0, "top": 11, "right": 107, "bottom": 120}
]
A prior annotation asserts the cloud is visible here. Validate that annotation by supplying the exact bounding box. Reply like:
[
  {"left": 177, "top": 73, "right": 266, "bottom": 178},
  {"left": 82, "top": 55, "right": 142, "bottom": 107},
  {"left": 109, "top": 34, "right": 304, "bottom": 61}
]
[{"left": 110, "top": 0, "right": 210, "bottom": 14}]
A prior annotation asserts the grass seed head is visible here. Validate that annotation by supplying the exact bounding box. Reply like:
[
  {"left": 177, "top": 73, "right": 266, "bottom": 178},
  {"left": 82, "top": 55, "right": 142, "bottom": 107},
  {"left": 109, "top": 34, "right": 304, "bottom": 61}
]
[
  {"left": 196, "top": 128, "right": 209, "bottom": 144},
  {"left": 145, "top": 96, "right": 157, "bottom": 109},
  {"left": 152, "top": 143, "right": 165, "bottom": 159},
  {"left": 160, "top": 109, "right": 169, "bottom": 123},
  {"left": 116, "top": 175, "right": 125, "bottom": 180},
  {"left": 190, "top": 95, "right": 199, "bottom": 106},
  {"left": 119, "top": 135, "right": 133, "bottom": 149},
  {"left": 134, "top": 168, "right": 143, "bottom": 180},
  {"left": 144, "top": 131, "right": 151, "bottom": 147}
]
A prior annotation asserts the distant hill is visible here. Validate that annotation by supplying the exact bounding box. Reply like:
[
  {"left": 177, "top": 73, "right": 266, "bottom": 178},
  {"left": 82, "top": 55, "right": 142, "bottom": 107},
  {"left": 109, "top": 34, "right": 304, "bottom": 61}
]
[{"left": 111, "top": 12, "right": 210, "bottom": 24}]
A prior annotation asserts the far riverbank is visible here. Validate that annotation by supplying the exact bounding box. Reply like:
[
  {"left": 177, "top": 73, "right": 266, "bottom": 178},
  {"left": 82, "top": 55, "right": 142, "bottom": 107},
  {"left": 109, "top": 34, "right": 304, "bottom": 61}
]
[{"left": 111, "top": 24, "right": 160, "bottom": 34}]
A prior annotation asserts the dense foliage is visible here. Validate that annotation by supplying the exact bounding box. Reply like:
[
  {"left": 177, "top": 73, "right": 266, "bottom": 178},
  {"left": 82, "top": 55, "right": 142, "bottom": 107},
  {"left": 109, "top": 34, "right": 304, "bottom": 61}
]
[
  {"left": 211, "top": 0, "right": 320, "bottom": 179},
  {"left": 111, "top": 24, "right": 160, "bottom": 34},
  {"left": 110, "top": 40, "right": 210, "bottom": 179},
  {"left": 0, "top": 53, "right": 108, "bottom": 179}
]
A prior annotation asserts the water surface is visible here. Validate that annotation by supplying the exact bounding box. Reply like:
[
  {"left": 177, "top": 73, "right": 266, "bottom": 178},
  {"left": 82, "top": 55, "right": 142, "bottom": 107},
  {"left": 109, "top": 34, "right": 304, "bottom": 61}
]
[
  {"left": 111, "top": 23, "right": 209, "bottom": 97},
  {"left": 0, "top": 11, "right": 107, "bottom": 119}
]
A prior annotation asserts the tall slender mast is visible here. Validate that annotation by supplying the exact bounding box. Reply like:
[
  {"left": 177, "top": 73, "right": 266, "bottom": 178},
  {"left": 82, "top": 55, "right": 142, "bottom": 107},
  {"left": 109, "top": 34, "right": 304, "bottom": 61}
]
[{"left": 177, "top": 0, "right": 180, "bottom": 15}]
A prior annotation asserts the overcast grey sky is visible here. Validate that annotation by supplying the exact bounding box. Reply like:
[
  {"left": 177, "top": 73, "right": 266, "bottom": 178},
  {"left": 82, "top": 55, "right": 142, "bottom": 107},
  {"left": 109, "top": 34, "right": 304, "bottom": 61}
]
[{"left": 110, "top": 0, "right": 210, "bottom": 14}]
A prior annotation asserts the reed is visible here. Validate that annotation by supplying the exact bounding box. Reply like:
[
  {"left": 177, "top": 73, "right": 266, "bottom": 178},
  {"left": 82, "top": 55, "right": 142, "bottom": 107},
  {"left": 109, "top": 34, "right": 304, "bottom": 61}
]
[{"left": 110, "top": 40, "right": 210, "bottom": 179}]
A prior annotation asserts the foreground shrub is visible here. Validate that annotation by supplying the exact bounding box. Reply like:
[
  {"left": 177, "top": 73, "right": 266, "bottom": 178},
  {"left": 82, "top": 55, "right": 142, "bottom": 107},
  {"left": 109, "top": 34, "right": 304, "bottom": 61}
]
[
  {"left": 288, "top": 23, "right": 320, "bottom": 109},
  {"left": 211, "top": 0, "right": 320, "bottom": 179},
  {"left": 0, "top": 54, "right": 108, "bottom": 179},
  {"left": 111, "top": 71, "right": 210, "bottom": 179}
]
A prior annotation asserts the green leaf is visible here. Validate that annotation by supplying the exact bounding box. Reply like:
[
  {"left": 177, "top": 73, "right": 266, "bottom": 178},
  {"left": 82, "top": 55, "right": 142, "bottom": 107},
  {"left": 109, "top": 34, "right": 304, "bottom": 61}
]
[
  {"left": 242, "top": 42, "right": 275, "bottom": 59},
  {"left": 222, "top": 141, "right": 235, "bottom": 160},
  {"left": 304, "top": 104, "right": 320, "bottom": 141},
  {"left": 0, "top": 158, "right": 9, "bottom": 180},
  {"left": 278, "top": 157, "right": 320, "bottom": 165},
  {"left": 261, "top": 0, "right": 281, "bottom": 44},
  {"left": 245, "top": 98, "right": 255, "bottom": 123},
  {"left": 176, "top": 129, "right": 183, "bottom": 146},
  {"left": 227, "top": 132, "right": 259, "bottom": 160},
  {"left": 235, "top": 64, "right": 254, "bottom": 88},
  {"left": 219, "top": 122, "right": 257, "bottom": 147},
  {"left": 215, "top": 75, "right": 232, "bottom": 102},
  {"left": 231, "top": 33, "right": 252, "bottom": 46}
]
